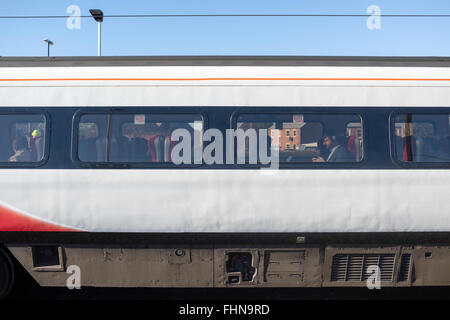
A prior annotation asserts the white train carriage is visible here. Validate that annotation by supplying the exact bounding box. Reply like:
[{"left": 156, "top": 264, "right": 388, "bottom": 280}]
[{"left": 0, "top": 56, "right": 449, "bottom": 296}]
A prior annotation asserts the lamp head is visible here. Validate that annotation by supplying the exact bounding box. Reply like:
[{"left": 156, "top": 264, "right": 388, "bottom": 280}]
[{"left": 89, "top": 9, "right": 104, "bottom": 22}]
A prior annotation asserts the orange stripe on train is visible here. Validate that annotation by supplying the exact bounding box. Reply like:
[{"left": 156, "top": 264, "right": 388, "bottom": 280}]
[{"left": 1, "top": 77, "right": 450, "bottom": 82}]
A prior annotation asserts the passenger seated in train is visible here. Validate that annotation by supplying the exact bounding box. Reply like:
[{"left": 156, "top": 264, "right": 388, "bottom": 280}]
[
  {"left": 9, "top": 136, "right": 32, "bottom": 162},
  {"left": 312, "top": 131, "right": 353, "bottom": 162},
  {"left": 316, "top": 137, "right": 329, "bottom": 161},
  {"left": 29, "top": 129, "right": 43, "bottom": 161}
]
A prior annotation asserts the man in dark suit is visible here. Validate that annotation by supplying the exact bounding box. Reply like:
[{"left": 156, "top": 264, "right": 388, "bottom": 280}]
[{"left": 312, "top": 131, "right": 353, "bottom": 162}]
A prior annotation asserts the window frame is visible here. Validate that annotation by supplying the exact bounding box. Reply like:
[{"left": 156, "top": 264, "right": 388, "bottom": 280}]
[
  {"left": 71, "top": 108, "right": 208, "bottom": 168},
  {"left": 389, "top": 108, "right": 450, "bottom": 168},
  {"left": 230, "top": 108, "right": 368, "bottom": 169},
  {"left": 0, "top": 109, "right": 51, "bottom": 168}
]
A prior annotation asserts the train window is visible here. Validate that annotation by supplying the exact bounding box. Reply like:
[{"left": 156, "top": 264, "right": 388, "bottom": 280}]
[
  {"left": 0, "top": 114, "right": 46, "bottom": 163},
  {"left": 77, "top": 113, "right": 203, "bottom": 163},
  {"left": 236, "top": 113, "right": 363, "bottom": 163},
  {"left": 393, "top": 113, "right": 450, "bottom": 163}
]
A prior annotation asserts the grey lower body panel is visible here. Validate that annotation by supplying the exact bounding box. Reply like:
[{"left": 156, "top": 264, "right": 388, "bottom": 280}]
[{"left": 5, "top": 244, "right": 450, "bottom": 287}]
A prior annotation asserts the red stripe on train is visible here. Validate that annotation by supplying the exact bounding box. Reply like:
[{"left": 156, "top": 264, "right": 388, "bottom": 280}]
[{"left": 0, "top": 204, "right": 78, "bottom": 232}]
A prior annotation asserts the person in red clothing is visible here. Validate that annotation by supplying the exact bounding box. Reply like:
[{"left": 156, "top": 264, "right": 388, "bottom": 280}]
[
  {"left": 347, "top": 135, "right": 356, "bottom": 158},
  {"left": 147, "top": 123, "right": 175, "bottom": 162}
]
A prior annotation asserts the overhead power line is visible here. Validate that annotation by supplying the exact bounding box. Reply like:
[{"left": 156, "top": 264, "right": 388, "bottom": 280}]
[{"left": 1, "top": 13, "right": 450, "bottom": 19}]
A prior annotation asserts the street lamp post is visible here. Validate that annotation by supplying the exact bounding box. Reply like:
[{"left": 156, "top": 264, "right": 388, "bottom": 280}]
[
  {"left": 89, "top": 9, "right": 104, "bottom": 56},
  {"left": 43, "top": 38, "right": 54, "bottom": 57}
]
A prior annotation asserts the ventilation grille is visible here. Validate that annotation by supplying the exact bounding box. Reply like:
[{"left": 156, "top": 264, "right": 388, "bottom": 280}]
[
  {"left": 398, "top": 253, "right": 412, "bottom": 282},
  {"left": 331, "top": 254, "right": 395, "bottom": 282}
]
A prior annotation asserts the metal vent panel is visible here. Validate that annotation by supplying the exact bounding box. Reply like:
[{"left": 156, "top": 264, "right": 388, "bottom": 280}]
[
  {"left": 398, "top": 253, "right": 412, "bottom": 282},
  {"left": 331, "top": 254, "right": 395, "bottom": 282},
  {"left": 264, "top": 251, "right": 305, "bottom": 283}
]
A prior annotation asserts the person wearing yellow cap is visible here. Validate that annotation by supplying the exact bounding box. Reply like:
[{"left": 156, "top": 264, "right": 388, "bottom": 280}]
[
  {"left": 29, "top": 129, "right": 43, "bottom": 161},
  {"left": 32, "top": 129, "right": 42, "bottom": 138}
]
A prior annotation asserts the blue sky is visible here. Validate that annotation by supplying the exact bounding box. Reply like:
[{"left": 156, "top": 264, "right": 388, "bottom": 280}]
[{"left": 1, "top": 0, "right": 450, "bottom": 56}]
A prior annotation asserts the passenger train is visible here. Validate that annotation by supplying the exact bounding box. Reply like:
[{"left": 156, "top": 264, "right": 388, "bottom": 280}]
[{"left": 0, "top": 56, "right": 449, "bottom": 296}]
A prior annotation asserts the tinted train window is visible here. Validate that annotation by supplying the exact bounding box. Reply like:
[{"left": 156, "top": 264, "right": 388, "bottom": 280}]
[
  {"left": 0, "top": 114, "right": 46, "bottom": 163},
  {"left": 393, "top": 113, "right": 450, "bottom": 162},
  {"left": 236, "top": 113, "right": 363, "bottom": 163},
  {"left": 77, "top": 113, "right": 203, "bottom": 163}
]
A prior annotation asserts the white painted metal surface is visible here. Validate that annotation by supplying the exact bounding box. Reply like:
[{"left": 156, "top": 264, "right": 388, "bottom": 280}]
[
  {"left": 0, "top": 169, "right": 448, "bottom": 232},
  {"left": 0, "top": 66, "right": 450, "bottom": 107},
  {"left": 0, "top": 62, "right": 448, "bottom": 232}
]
